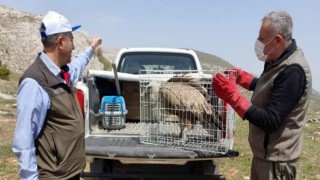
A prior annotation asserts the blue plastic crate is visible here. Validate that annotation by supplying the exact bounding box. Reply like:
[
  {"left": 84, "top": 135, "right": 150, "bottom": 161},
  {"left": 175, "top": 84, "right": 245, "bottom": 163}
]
[{"left": 100, "top": 96, "right": 128, "bottom": 129}]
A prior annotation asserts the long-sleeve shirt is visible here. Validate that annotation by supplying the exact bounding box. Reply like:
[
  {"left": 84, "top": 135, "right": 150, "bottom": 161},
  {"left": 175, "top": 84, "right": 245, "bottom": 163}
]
[
  {"left": 244, "top": 40, "right": 306, "bottom": 133},
  {"left": 12, "top": 47, "right": 93, "bottom": 180}
]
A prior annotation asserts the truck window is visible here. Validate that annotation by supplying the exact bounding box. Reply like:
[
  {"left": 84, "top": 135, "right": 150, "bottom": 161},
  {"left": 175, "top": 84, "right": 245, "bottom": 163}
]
[{"left": 118, "top": 52, "right": 197, "bottom": 74}]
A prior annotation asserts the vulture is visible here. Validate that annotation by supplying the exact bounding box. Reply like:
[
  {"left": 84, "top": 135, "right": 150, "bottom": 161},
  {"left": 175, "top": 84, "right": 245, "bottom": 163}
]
[{"left": 144, "top": 74, "right": 223, "bottom": 144}]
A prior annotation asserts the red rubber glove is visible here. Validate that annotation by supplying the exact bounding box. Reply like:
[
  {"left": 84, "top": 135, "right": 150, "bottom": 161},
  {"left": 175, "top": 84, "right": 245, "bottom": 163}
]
[
  {"left": 231, "top": 68, "right": 254, "bottom": 90},
  {"left": 212, "top": 72, "right": 252, "bottom": 119}
]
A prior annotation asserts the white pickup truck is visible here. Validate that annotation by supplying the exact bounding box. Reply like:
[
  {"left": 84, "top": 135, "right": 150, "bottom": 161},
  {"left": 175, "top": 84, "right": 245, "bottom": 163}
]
[{"left": 76, "top": 48, "right": 238, "bottom": 180}]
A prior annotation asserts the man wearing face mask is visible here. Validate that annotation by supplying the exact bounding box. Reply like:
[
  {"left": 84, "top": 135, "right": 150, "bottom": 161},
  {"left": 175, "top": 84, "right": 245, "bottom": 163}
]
[{"left": 212, "top": 10, "right": 312, "bottom": 179}]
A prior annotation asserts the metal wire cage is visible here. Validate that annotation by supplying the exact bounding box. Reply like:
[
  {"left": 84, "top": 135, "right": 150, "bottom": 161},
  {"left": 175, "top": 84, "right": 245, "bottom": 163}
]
[{"left": 139, "top": 69, "right": 236, "bottom": 154}]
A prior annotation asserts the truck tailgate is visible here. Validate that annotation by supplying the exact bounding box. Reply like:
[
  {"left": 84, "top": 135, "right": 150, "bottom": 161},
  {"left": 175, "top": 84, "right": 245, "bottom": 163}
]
[{"left": 85, "top": 136, "right": 238, "bottom": 159}]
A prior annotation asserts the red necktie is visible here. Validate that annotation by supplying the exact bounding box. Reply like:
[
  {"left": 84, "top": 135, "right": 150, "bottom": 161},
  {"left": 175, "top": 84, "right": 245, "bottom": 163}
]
[{"left": 60, "top": 70, "right": 70, "bottom": 84}]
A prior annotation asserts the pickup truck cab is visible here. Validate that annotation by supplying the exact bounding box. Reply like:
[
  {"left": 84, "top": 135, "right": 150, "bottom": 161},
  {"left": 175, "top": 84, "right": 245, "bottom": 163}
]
[
  {"left": 116, "top": 48, "right": 202, "bottom": 73},
  {"left": 77, "top": 48, "right": 238, "bottom": 179}
]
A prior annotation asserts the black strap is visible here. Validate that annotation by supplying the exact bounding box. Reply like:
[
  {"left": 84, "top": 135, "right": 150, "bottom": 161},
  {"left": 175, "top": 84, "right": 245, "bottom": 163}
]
[
  {"left": 272, "top": 162, "right": 276, "bottom": 179},
  {"left": 264, "top": 133, "right": 270, "bottom": 159}
]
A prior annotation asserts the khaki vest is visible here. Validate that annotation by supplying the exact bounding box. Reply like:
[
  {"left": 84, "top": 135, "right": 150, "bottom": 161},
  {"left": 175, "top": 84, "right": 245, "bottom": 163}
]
[
  {"left": 20, "top": 56, "right": 85, "bottom": 179},
  {"left": 249, "top": 48, "right": 312, "bottom": 161}
]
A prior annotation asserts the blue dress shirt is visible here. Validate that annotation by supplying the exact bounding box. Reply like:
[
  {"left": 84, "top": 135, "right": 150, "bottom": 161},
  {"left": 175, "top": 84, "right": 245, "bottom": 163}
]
[{"left": 12, "top": 47, "right": 93, "bottom": 180}]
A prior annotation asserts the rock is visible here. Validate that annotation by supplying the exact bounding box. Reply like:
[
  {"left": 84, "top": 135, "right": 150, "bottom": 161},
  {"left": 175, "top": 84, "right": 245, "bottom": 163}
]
[
  {"left": 0, "top": 110, "right": 13, "bottom": 116},
  {"left": 308, "top": 119, "right": 320, "bottom": 123},
  {"left": 314, "top": 132, "right": 320, "bottom": 136},
  {"left": 307, "top": 136, "right": 315, "bottom": 141},
  {"left": 0, "top": 92, "right": 16, "bottom": 100}
]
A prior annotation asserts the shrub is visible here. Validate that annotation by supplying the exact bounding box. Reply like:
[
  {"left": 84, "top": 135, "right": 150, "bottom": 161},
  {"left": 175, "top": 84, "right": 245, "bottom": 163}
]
[{"left": 0, "top": 61, "right": 10, "bottom": 80}]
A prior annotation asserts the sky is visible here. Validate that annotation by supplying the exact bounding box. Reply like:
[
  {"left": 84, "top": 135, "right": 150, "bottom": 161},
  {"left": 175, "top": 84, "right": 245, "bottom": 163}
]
[{"left": 1, "top": 0, "right": 319, "bottom": 91}]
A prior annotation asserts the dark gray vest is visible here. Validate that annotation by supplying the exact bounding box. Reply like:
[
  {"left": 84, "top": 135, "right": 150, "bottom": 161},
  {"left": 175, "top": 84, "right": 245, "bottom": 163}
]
[
  {"left": 20, "top": 56, "right": 85, "bottom": 179},
  {"left": 249, "top": 48, "right": 312, "bottom": 161}
]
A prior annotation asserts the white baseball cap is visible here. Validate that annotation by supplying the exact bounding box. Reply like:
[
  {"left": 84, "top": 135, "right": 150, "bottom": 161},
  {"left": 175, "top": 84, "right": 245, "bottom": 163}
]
[{"left": 40, "top": 11, "right": 81, "bottom": 38}]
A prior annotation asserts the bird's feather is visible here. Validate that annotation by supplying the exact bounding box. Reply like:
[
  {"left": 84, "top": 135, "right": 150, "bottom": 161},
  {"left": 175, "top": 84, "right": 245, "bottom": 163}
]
[{"left": 153, "top": 74, "right": 223, "bottom": 130}]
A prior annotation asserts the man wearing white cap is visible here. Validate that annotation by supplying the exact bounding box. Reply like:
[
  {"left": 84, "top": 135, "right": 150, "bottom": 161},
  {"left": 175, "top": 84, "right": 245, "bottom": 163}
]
[{"left": 12, "top": 11, "right": 102, "bottom": 179}]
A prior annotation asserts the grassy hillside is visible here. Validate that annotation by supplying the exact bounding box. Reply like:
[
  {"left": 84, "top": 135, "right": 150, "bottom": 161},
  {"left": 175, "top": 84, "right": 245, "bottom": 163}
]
[{"left": 310, "top": 90, "right": 320, "bottom": 112}]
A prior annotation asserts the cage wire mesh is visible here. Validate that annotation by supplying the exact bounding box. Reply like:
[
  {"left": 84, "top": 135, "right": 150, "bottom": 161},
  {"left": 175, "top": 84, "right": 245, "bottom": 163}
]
[{"left": 139, "top": 69, "right": 236, "bottom": 154}]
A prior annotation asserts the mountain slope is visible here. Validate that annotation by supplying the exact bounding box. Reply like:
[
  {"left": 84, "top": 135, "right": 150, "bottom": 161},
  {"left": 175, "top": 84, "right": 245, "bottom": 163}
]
[
  {"left": 194, "top": 50, "right": 234, "bottom": 69},
  {"left": 0, "top": 5, "right": 104, "bottom": 74}
]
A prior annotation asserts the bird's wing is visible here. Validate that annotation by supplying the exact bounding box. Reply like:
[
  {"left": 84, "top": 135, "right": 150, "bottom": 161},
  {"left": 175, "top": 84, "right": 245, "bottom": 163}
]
[
  {"left": 159, "top": 82, "right": 222, "bottom": 129},
  {"left": 166, "top": 75, "right": 209, "bottom": 101}
]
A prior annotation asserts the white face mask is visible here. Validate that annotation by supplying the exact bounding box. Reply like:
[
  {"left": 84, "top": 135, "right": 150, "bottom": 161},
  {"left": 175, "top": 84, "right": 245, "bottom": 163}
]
[{"left": 254, "top": 38, "right": 276, "bottom": 62}]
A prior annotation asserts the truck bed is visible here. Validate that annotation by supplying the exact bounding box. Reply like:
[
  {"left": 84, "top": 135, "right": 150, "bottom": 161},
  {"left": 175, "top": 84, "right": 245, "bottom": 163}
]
[{"left": 84, "top": 73, "right": 238, "bottom": 161}]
